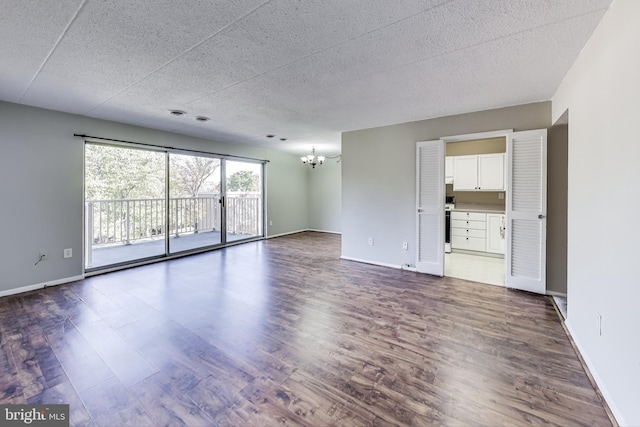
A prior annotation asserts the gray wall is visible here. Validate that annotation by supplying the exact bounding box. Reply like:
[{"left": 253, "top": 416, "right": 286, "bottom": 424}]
[
  {"left": 546, "top": 122, "right": 568, "bottom": 295},
  {"left": 0, "top": 101, "right": 309, "bottom": 294},
  {"left": 308, "top": 158, "right": 342, "bottom": 233},
  {"left": 342, "top": 102, "right": 551, "bottom": 267},
  {"left": 265, "top": 151, "right": 310, "bottom": 235}
]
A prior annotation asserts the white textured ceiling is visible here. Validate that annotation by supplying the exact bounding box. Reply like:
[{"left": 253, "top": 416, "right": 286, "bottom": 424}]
[{"left": 1, "top": 0, "right": 612, "bottom": 155}]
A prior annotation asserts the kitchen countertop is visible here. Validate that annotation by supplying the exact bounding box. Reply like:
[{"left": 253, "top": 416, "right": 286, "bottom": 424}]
[{"left": 451, "top": 204, "right": 505, "bottom": 214}]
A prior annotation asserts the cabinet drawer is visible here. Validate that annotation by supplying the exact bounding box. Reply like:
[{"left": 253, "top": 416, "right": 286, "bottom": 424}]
[
  {"left": 451, "top": 228, "right": 485, "bottom": 238},
  {"left": 451, "top": 211, "right": 486, "bottom": 221},
  {"left": 451, "top": 219, "right": 486, "bottom": 230},
  {"left": 451, "top": 236, "right": 486, "bottom": 252}
]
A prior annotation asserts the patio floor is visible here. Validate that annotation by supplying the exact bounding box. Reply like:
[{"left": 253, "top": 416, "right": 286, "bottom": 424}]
[{"left": 87, "top": 231, "right": 256, "bottom": 269}]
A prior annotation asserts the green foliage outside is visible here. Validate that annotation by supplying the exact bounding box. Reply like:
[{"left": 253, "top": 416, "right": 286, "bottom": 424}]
[
  {"left": 85, "top": 145, "right": 165, "bottom": 200},
  {"left": 227, "top": 170, "right": 260, "bottom": 193},
  {"left": 85, "top": 145, "right": 222, "bottom": 200}
]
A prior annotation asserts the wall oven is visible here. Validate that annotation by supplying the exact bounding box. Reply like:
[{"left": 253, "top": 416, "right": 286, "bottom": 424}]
[{"left": 445, "top": 196, "right": 455, "bottom": 253}]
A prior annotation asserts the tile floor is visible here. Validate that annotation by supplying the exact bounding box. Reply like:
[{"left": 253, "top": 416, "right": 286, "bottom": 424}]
[
  {"left": 553, "top": 295, "right": 568, "bottom": 320},
  {"left": 445, "top": 251, "right": 505, "bottom": 286}
]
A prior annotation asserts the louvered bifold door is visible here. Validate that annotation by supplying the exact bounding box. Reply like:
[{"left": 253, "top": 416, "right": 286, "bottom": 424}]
[
  {"left": 416, "top": 140, "right": 445, "bottom": 276},
  {"left": 506, "top": 129, "right": 547, "bottom": 294}
]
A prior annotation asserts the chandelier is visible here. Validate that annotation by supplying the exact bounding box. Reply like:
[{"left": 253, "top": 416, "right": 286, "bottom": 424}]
[{"left": 301, "top": 147, "right": 325, "bottom": 169}]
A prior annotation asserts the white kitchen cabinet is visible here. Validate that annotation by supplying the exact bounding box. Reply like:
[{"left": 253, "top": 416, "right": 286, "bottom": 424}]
[
  {"left": 451, "top": 211, "right": 486, "bottom": 252},
  {"left": 478, "top": 153, "right": 505, "bottom": 191},
  {"left": 452, "top": 156, "right": 478, "bottom": 190},
  {"left": 452, "top": 153, "right": 505, "bottom": 191},
  {"left": 445, "top": 156, "right": 454, "bottom": 184},
  {"left": 486, "top": 213, "right": 506, "bottom": 254}
]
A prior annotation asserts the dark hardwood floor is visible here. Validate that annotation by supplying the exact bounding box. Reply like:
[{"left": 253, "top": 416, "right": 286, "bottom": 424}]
[{"left": 0, "top": 232, "right": 612, "bottom": 426}]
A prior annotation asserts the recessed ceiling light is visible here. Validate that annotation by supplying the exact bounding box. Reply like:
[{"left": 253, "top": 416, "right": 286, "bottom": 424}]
[
  {"left": 170, "top": 110, "right": 186, "bottom": 116},
  {"left": 266, "top": 134, "right": 275, "bottom": 138},
  {"left": 195, "top": 116, "right": 210, "bottom": 122},
  {"left": 280, "top": 138, "right": 287, "bottom": 141}
]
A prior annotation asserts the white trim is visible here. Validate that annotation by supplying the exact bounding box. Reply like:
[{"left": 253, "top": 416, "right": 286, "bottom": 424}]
[
  {"left": 565, "top": 321, "right": 623, "bottom": 426},
  {"left": 546, "top": 290, "right": 567, "bottom": 297},
  {"left": 266, "top": 229, "right": 310, "bottom": 239},
  {"left": 340, "top": 256, "right": 413, "bottom": 271},
  {"left": 267, "top": 229, "right": 341, "bottom": 239},
  {"left": 440, "top": 129, "right": 513, "bottom": 142},
  {"left": 307, "top": 229, "right": 341, "bottom": 235},
  {"left": 0, "top": 274, "right": 85, "bottom": 298}
]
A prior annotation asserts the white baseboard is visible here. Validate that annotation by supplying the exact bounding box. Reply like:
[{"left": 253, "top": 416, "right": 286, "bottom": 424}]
[
  {"left": 267, "top": 229, "right": 342, "bottom": 239},
  {"left": 266, "top": 229, "right": 309, "bottom": 239},
  {"left": 340, "top": 256, "right": 416, "bottom": 272},
  {"left": 307, "top": 229, "right": 342, "bottom": 235},
  {"left": 565, "top": 321, "right": 624, "bottom": 426},
  {"left": 0, "top": 274, "right": 85, "bottom": 298},
  {"left": 546, "top": 290, "right": 567, "bottom": 297}
]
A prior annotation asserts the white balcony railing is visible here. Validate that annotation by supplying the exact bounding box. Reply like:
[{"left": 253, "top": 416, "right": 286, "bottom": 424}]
[{"left": 85, "top": 193, "right": 261, "bottom": 252}]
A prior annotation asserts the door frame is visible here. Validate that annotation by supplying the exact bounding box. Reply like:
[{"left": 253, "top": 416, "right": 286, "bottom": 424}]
[
  {"left": 439, "top": 129, "right": 512, "bottom": 283},
  {"left": 432, "top": 128, "right": 548, "bottom": 294},
  {"left": 83, "top": 137, "right": 267, "bottom": 274}
]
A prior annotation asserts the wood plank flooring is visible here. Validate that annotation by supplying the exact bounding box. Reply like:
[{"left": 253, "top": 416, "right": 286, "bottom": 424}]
[{"left": 0, "top": 232, "right": 612, "bottom": 426}]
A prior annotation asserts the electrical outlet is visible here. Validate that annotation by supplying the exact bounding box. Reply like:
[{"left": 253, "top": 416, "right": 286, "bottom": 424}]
[
  {"left": 367, "top": 237, "right": 374, "bottom": 246},
  {"left": 402, "top": 241, "right": 408, "bottom": 250},
  {"left": 498, "top": 192, "right": 504, "bottom": 200},
  {"left": 269, "top": 220, "right": 273, "bottom": 226},
  {"left": 64, "top": 248, "right": 72, "bottom": 258}
]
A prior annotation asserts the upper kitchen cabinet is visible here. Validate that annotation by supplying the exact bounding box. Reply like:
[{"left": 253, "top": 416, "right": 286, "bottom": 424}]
[
  {"left": 453, "top": 153, "right": 505, "bottom": 191},
  {"left": 452, "top": 155, "right": 477, "bottom": 190},
  {"left": 445, "top": 156, "right": 454, "bottom": 184}
]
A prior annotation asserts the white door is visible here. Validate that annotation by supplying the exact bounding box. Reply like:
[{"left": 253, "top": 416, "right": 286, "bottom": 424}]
[
  {"left": 506, "top": 129, "right": 547, "bottom": 294},
  {"left": 416, "top": 140, "right": 445, "bottom": 276}
]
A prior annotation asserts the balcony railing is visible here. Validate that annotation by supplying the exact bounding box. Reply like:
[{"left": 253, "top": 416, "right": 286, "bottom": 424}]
[{"left": 85, "top": 193, "right": 262, "bottom": 250}]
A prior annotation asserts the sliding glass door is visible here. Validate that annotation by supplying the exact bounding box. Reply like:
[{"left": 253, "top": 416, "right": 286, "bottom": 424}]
[
  {"left": 169, "top": 153, "right": 222, "bottom": 253},
  {"left": 225, "top": 160, "right": 263, "bottom": 242},
  {"left": 85, "top": 144, "right": 166, "bottom": 269},
  {"left": 85, "top": 142, "right": 264, "bottom": 271}
]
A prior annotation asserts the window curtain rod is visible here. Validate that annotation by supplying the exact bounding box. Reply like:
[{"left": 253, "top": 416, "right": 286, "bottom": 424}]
[{"left": 73, "top": 133, "right": 269, "bottom": 163}]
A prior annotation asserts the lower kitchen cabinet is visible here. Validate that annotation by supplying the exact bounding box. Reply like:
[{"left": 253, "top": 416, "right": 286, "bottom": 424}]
[
  {"left": 486, "top": 213, "right": 506, "bottom": 254},
  {"left": 451, "top": 210, "right": 506, "bottom": 255},
  {"left": 451, "top": 211, "right": 486, "bottom": 252}
]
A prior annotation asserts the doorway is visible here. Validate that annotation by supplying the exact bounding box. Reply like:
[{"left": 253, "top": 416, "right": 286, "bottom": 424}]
[
  {"left": 416, "top": 128, "right": 548, "bottom": 294},
  {"left": 444, "top": 136, "right": 507, "bottom": 286},
  {"left": 548, "top": 109, "right": 569, "bottom": 318}
]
